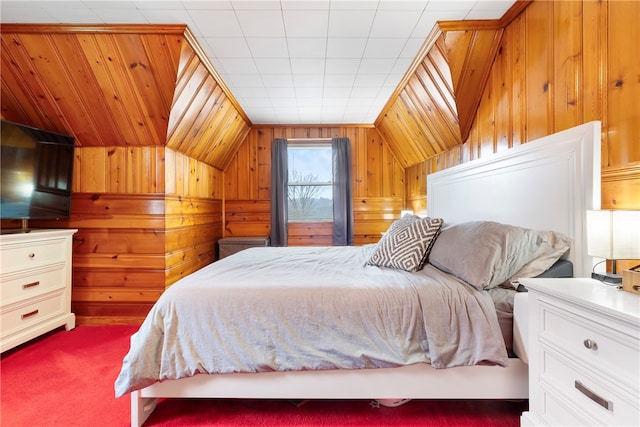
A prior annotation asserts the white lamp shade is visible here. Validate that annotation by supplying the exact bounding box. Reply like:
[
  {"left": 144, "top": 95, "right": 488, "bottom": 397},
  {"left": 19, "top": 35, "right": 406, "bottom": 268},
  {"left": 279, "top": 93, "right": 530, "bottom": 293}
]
[{"left": 587, "top": 210, "right": 640, "bottom": 259}]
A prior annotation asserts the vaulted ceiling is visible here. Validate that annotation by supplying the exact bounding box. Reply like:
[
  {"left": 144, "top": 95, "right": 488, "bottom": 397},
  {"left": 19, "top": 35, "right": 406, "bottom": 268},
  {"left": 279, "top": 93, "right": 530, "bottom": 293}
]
[{"left": 0, "top": 1, "right": 531, "bottom": 170}]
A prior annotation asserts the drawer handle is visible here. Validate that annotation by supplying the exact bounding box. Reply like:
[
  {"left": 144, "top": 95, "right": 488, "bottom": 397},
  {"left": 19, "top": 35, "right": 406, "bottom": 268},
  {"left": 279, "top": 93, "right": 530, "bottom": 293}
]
[
  {"left": 575, "top": 380, "right": 613, "bottom": 411},
  {"left": 23, "top": 281, "right": 40, "bottom": 289},
  {"left": 583, "top": 339, "right": 598, "bottom": 350},
  {"left": 28, "top": 252, "right": 36, "bottom": 259},
  {"left": 21, "top": 309, "right": 39, "bottom": 319}
]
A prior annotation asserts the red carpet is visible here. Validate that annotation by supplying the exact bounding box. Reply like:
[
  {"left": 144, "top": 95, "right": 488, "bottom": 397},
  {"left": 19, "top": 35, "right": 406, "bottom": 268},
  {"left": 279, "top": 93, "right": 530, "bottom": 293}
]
[{"left": 1, "top": 326, "right": 527, "bottom": 426}]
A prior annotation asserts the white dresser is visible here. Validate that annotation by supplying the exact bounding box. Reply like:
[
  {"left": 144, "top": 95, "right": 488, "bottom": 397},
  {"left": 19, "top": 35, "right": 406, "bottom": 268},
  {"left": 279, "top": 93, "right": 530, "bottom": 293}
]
[
  {"left": 520, "top": 277, "right": 640, "bottom": 426},
  {"left": 0, "top": 229, "right": 77, "bottom": 352}
]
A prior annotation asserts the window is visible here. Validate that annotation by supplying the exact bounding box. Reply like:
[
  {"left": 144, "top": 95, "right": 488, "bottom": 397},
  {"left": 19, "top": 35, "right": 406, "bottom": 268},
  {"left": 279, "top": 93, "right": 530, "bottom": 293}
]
[{"left": 287, "top": 143, "right": 332, "bottom": 222}]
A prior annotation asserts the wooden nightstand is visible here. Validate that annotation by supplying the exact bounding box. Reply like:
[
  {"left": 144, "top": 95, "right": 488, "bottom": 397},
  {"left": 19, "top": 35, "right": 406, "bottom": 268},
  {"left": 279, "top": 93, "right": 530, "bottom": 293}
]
[{"left": 520, "top": 277, "right": 640, "bottom": 426}]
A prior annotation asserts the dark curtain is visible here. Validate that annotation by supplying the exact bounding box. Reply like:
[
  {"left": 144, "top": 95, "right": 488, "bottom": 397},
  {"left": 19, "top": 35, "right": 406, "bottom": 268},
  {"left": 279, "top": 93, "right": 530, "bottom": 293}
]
[
  {"left": 270, "top": 138, "right": 288, "bottom": 247},
  {"left": 332, "top": 137, "right": 354, "bottom": 246}
]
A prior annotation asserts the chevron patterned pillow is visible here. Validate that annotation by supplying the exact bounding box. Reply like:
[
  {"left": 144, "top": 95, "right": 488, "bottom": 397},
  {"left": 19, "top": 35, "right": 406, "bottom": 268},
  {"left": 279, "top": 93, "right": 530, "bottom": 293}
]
[{"left": 367, "top": 217, "right": 444, "bottom": 272}]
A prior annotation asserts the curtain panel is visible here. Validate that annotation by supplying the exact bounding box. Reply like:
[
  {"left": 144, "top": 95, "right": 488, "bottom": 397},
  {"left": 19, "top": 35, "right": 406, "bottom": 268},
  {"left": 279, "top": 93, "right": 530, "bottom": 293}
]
[
  {"left": 332, "top": 137, "right": 354, "bottom": 246},
  {"left": 270, "top": 138, "right": 288, "bottom": 247}
]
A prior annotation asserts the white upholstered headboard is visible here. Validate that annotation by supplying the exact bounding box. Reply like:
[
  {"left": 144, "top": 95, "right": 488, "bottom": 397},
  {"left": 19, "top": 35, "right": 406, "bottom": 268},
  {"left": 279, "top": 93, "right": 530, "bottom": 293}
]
[{"left": 427, "top": 121, "right": 601, "bottom": 279}]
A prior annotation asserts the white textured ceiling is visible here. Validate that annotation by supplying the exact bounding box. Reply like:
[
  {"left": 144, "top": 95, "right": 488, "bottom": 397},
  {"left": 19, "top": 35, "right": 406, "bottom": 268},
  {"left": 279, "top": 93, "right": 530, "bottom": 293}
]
[{"left": 1, "top": 0, "right": 516, "bottom": 125}]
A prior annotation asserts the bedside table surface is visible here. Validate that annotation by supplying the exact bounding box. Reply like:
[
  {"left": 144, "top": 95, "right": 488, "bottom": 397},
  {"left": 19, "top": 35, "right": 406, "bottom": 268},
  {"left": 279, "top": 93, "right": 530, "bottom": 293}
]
[{"left": 520, "top": 278, "right": 640, "bottom": 324}]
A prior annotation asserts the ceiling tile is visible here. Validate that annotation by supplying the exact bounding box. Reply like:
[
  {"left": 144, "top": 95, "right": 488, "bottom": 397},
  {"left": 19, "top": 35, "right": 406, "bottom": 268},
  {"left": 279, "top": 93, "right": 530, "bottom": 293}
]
[
  {"left": 190, "top": 10, "right": 243, "bottom": 37},
  {"left": 246, "top": 37, "right": 289, "bottom": 58},
  {"left": 369, "top": 11, "right": 421, "bottom": 38},
  {"left": 236, "top": 10, "right": 285, "bottom": 37},
  {"left": 327, "top": 10, "right": 375, "bottom": 37},
  {"left": 204, "top": 37, "right": 252, "bottom": 58},
  {"left": 217, "top": 58, "right": 260, "bottom": 74},
  {"left": 326, "top": 38, "right": 367, "bottom": 59},
  {"left": 290, "top": 58, "right": 325, "bottom": 74},
  {"left": 363, "top": 38, "right": 407, "bottom": 59},
  {"left": 254, "top": 58, "right": 292, "bottom": 74},
  {"left": 287, "top": 38, "right": 327, "bottom": 58},
  {"left": 261, "top": 74, "right": 295, "bottom": 88},
  {"left": 283, "top": 10, "right": 329, "bottom": 37}
]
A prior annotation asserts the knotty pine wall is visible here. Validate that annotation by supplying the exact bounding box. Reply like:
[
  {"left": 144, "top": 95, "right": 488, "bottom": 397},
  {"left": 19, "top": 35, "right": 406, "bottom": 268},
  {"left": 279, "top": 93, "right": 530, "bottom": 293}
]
[
  {"left": 406, "top": 0, "right": 639, "bottom": 219},
  {"left": 224, "top": 126, "right": 405, "bottom": 246},
  {"left": 26, "top": 147, "right": 223, "bottom": 325}
]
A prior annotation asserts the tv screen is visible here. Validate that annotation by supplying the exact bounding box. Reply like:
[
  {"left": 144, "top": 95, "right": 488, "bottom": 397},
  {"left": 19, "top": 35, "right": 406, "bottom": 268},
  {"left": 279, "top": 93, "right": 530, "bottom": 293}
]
[{"left": 1, "top": 120, "right": 75, "bottom": 221}]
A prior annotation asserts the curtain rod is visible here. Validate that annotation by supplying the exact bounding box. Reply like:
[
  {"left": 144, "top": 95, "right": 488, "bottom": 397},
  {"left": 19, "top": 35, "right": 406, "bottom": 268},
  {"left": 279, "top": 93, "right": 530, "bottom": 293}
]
[{"left": 286, "top": 138, "right": 332, "bottom": 142}]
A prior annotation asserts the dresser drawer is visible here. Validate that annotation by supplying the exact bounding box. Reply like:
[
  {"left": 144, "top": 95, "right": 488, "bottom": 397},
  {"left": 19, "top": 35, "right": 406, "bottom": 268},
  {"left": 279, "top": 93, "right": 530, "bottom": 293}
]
[
  {"left": 540, "top": 348, "right": 640, "bottom": 426},
  {"left": 1, "top": 264, "right": 66, "bottom": 305},
  {"left": 1, "top": 291, "right": 66, "bottom": 336},
  {"left": 0, "top": 238, "right": 68, "bottom": 272},
  {"left": 539, "top": 300, "right": 639, "bottom": 386}
]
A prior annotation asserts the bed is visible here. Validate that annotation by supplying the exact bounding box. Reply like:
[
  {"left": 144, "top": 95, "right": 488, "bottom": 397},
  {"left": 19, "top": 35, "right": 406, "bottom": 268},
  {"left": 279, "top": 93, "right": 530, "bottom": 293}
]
[{"left": 116, "top": 121, "right": 601, "bottom": 427}]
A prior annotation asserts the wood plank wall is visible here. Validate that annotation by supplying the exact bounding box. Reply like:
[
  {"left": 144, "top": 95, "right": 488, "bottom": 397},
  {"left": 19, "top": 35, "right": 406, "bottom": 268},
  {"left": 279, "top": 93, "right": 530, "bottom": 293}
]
[
  {"left": 0, "top": 26, "right": 239, "bottom": 325},
  {"left": 406, "top": 0, "right": 640, "bottom": 217},
  {"left": 224, "top": 126, "right": 405, "bottom": 246},
  {"left": 26, "top": 147, "right": 223, "bottom": 325}
]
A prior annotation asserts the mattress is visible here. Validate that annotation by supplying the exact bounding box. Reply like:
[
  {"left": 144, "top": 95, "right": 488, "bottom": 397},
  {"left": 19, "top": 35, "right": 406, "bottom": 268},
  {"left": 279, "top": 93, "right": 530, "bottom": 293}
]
[{"left": 115, "top": 245, "right": 510, "bottom": 397}]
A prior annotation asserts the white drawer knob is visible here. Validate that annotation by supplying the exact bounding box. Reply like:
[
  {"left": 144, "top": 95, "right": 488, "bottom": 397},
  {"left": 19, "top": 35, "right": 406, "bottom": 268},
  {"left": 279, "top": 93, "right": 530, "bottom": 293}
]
[{"left": 583, "top": 339, "right": 598, "bottom": 350}]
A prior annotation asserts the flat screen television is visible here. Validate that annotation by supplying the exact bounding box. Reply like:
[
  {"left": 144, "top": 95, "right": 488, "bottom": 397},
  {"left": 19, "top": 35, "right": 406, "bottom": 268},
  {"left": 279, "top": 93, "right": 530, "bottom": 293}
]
[{"left": 1, "top": 119, "right": 75, "bottom": 231}]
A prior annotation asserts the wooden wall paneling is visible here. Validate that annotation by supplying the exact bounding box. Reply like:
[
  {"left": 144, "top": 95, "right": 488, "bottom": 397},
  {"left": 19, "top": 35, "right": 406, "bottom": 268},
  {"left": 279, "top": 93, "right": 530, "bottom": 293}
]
[
  {"left": 399, "top": 83, "right": 442, "bottom": 156},
  {"left": 69, "top": 192, "right": 167, "bottom": 325},
  {"left": 508, "top": 13, "right": 527, "bottom": 149},
  {"left": 167, "top": 47, "right": 206, "bottom": 145},
  {"left": 224, "top": 200, "right": 271, "bottom": 238},
  {"left": 601, "top": 166, "right": 640, "bottom": 210},
  {"left": 224, "top": 126, "right": 406, "bottom": 245},
  {"left": 111, "top": 33, "right": 173, "bottom": 144},
  {"left": 76, "top": 33, "right": 146, "bottom": 146},
  {"left": 408, "top": 0, "right": 638, "bottom": 223},
  {"left": 581, "top": 0, "right": 607, "bottom": 163},
  {"left": 351, "top": 127, "right": 366, "bottom": 197},
  {"left": 524, "top": 0, "right": 554, "bottom": 141},
  {"left": 475, "top": 68, "right": 498, "bottom": 158},
  {"left": 354, "top": 197, "right": 404, "bottom": 245},
  {"left": 140, "top": 34, "right": 183, "bottom": 111},
  {"left": 443, "top": 28, "right": 504, "bottom": 142},
  {"left": 552, "top": 0, "right": 583, "bottom": 133},
  {"left": 405, "top": 162, "right": 428, "bottom": 214},
  {"left": 366, "top": 129, "right": 383, "bottom": 196},
  {"left": 492, "top": 31, "right": 513, "bottom": 153},
  {"left": 84, "top": 34, "right": 164, "bottom": 145},
  {"left": 256, "top": 129, "right": 273, "bottom": 201},
  {"left": 0, "top": 33, "right": 72, "bottom": 136},
  {"left": 606, "top": 0, "right": 640, "bottom": 168},
  {"left": 164, "top": 195, "right": 221, "bottom": 284},
  {"left": 212, "top": 111, "right": 253, "bottom": 170},
  {"left": 288, "top": 222, "right": 333, "bottom": 246},
  {"left": 224, "top": 154, "right": 240, "bottom": 201},
  {"left": 39, "top": 34, "right": 119, "bottom": 145}
]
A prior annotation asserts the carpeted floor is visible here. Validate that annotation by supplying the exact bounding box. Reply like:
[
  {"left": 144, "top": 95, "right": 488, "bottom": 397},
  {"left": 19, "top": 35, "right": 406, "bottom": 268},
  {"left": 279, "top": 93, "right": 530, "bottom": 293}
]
[{"left": 0, "top": 326, "right": 527, "bottom": 426}]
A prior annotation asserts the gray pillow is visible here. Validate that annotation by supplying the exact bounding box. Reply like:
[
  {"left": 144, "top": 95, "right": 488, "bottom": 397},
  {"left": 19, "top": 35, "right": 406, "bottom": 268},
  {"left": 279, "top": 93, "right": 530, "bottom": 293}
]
[
  {"left": 367, "top": 216, "right": 444, "bottom": 272},
  {"left": 505, "top": 230, "right": 572, "bottom": 286},
  {"left": 429, "top": 221, "right": 543, "bottom": 290}
]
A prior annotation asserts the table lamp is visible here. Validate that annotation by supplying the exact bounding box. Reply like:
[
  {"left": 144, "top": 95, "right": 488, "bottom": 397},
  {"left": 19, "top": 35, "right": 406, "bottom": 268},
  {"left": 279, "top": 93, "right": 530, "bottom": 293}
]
[{"left": 586, "top": 210, "right": 640, "bottom": 283}]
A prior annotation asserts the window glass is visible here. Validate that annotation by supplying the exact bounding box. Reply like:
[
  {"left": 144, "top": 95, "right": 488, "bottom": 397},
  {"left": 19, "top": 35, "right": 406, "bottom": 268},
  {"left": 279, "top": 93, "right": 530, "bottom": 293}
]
[{"left": 288, "top": 144, "right": 332, "bottom": 221}]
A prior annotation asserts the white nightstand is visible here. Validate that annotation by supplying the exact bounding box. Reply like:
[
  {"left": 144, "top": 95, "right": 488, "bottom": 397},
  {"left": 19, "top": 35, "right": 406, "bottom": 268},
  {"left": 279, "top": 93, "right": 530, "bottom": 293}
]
[{"left": 520, "top": 277, "right": 640, "bottom": 426}]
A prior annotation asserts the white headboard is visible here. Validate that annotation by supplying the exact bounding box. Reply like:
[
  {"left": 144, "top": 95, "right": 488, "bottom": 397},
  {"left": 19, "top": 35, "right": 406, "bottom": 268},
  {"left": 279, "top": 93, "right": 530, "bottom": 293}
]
[{"left": 427, "top": 121, "right": 601, "bottom": 278}]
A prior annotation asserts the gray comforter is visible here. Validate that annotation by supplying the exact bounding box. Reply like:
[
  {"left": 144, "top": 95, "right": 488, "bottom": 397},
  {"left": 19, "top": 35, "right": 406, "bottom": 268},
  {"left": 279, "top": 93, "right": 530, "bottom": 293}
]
[{"left": 114, "top": 245, "right": 508, "bottom": 398}]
